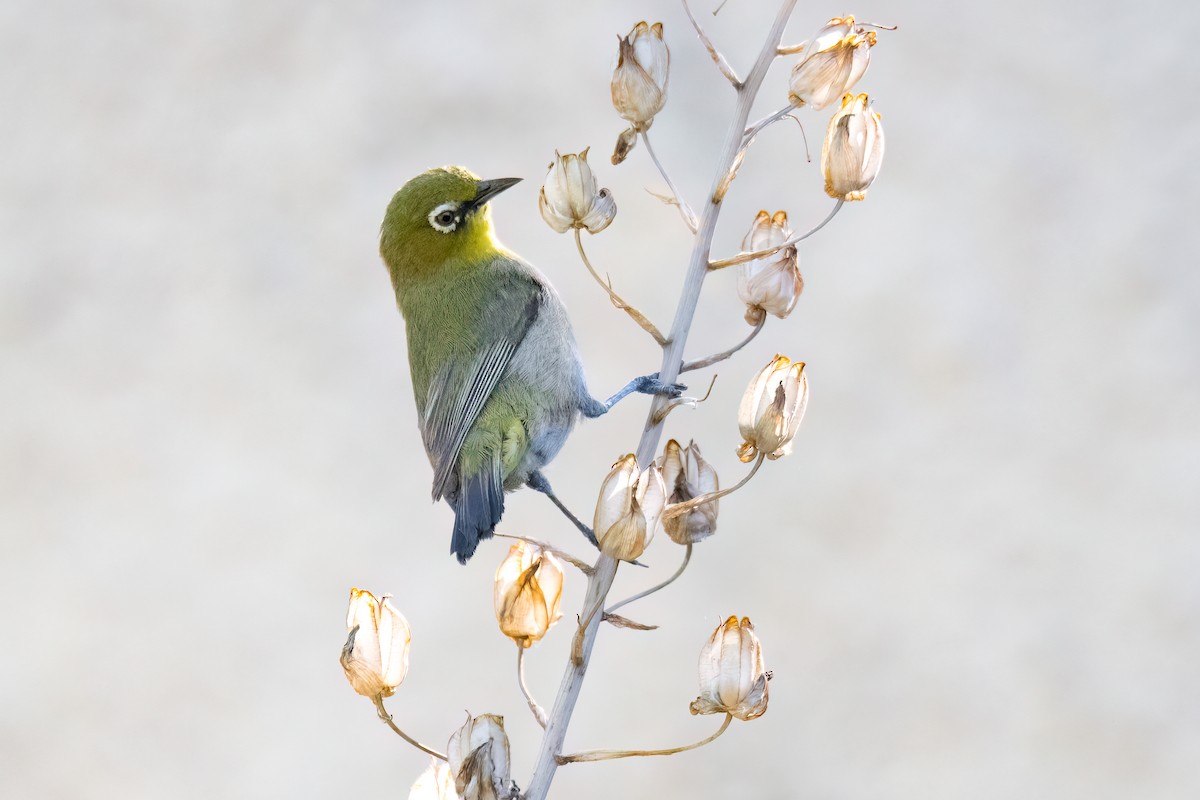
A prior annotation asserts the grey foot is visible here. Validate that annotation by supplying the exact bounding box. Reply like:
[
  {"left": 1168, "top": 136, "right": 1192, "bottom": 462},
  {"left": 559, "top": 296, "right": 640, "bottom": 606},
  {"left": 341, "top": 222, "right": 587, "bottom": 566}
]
[{"left": 582, "top": 373, "right": 688, "bottom": 418}]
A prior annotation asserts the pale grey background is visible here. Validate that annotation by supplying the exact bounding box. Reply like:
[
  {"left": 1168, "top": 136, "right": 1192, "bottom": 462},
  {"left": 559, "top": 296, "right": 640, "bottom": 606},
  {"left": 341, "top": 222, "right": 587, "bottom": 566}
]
[{"left": 2, "top": 0, "right": 1198, "bottom": 798}]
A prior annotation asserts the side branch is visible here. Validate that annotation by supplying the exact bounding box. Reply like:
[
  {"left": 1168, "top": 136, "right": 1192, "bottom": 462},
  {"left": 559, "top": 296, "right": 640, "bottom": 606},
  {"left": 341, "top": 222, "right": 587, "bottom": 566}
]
[
  {"left": 663, "top": 453, "right": 765, "bottom": 520},
  {"left": 517, "top": 646, "right": 548, "bottom": 728},
  {"left": 605, "top": 543, "right": 692, "bottom": 616},
  {"left": 743, "top": 104, "right": 795, "bottom": 141},
  {"left": 495, "top": 533, "right": 594, "bottom": 576},
  {"left": 371, "top": 696, "right": 448, "bottom": 761},
  {"left": 680, "top": 317, "right": 765, "bottom": 374},
  {"left": 641, "top": 132, "right": 698, "bottom": 233},
  {"left": 556, "top": 713, "right": 733, "bottom": 764},
  {"left": 683, "top": 0, "right": 740, "bottom": 87},
  {"left": 709, "top": 200, "right": 844, "bottom": 270},
  {"left": 574, "top": 230, "right": 669, "bottom": 345}
]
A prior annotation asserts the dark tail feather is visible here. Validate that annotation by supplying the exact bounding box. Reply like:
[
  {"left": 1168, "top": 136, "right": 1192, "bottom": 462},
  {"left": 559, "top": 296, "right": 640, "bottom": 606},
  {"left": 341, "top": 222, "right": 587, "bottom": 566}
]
[{"left": 451, "top": 465, "right": 505, "bottom": 564}]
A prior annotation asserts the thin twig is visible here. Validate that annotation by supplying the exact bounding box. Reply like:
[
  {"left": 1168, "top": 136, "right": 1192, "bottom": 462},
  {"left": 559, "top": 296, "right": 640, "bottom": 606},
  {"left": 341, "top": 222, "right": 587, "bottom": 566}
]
[
  {"left": 640, "top": 131, "right": 698, "bottom": 233},
  {"left": 494, "top": 533, "right": 594, "bottom": 576},
  {"left": 681, "top": 317, "right": 765, "bottom": 373},
  {"left": 743, "top": 104, "right": 795, "bottom": 141},
  {"left": 787, "top": 112, "right": 813, "bottom": 162},
  {"left": 556, "top": 713, "right": 733, "bottom": 764},
  {"left": 605, "top": 543, "right": 693, "bottom": 616},
  {"left": 663, "top": 453, "right": 764, "bottom": 520},
  {"left": 777, "top": 39, "right": 808, "bottom": 55},
  {"left": 709, "top": 200, "right": 844, "bottom": 270},
  {"left": 371, "top": 695, "right": 448, "bottom": 761},
  {"left": 517, "top": 645, "right": 548, "bottom": 728},
  {"left": 574, "top": 229, "right": 668, "bottom": 345},
  {"left": 683, "top": 0, "right": 740, "bottom": 87}
]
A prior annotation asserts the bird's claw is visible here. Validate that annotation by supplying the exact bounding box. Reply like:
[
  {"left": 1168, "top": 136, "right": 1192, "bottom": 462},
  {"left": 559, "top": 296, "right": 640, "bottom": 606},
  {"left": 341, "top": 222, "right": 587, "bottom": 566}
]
[{"left": 638, "top": 374, "right": 686, "bottom": 399}]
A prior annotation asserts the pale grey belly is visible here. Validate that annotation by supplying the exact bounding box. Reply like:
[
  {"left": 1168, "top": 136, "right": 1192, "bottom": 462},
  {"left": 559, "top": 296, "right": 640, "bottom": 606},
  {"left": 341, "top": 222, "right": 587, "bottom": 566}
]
[{"left": 502, "top": 302, "right": 587, "bottom": 486}]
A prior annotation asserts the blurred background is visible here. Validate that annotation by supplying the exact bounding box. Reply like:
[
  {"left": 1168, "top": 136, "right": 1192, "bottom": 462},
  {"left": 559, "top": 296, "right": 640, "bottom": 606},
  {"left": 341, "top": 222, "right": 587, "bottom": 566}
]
[{"left": 3, "top": 0, "right": 1198, "bottom": 798}]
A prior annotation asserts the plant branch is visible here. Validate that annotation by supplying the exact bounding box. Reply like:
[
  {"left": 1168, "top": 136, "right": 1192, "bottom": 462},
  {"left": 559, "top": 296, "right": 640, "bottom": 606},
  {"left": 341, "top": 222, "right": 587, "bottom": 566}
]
[
  {"left": 680, "top": 317, "right": 765, "bottom": 373},
  {"left": 605, "top": 543, "right": 692, "bottom": 616},
  {"left": 709, "top": 199, "right": 844, "bottom": 270},
  {"left": 743, "top": 104, "right": 795, "bottom": 141},
  {"left": 556, "top": 713, "right": 733, "bottom": 764},
  {"left": 640, "top": 131, "right": 698, "bottom": 233},
  {"left": 574, "top": 229, "right": 668, "bottom": 345},
  {"left": 517, "top": 645, "right": 548, "bottom": 728},
  {"left": 524, "top": 4, "right": 798, "bottom": 797},
  {"left": 683, "top": 0, "right": 740, "bottom": 87},
  {"left": 663, "top": 453, "right": 765, "bottom": 520},
  {"left": 371, "top": 695, "right": 448, "bottom": 761}
]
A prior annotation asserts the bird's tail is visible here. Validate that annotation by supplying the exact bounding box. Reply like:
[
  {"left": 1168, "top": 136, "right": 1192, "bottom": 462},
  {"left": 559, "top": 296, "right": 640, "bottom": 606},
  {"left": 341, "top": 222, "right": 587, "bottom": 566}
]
[{"left": 451, "top": 464, "right": 505, "bottom": 564}]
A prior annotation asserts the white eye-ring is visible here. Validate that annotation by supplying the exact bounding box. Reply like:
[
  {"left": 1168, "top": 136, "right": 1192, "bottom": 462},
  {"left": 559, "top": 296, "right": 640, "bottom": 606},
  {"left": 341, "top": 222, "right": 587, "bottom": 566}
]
[{"left": 428, "top": 202, "right": 460, "bottom": 234}]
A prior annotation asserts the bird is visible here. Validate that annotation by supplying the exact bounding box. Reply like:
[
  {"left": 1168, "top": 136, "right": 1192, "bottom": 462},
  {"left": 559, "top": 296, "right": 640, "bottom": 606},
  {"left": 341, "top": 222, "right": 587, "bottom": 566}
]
[{"left": 379, "top": 166, "right": 681, "bottom": 564}]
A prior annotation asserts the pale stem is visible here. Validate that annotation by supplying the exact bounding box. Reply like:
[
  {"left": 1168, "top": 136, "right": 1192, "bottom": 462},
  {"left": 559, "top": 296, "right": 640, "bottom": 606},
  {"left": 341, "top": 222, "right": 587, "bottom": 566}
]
[
  {"left": 777, "top": 39, "right": 808, "bottom": 55},
  {"left": 574, "top": 229, "right": 668, "bottom": 345},
  {"left": 524, "top": 4, "right": 799, "bottom": 797},
  {"left": 556, "top": 713, "right": 733, "bottom": 764},
  {"left": 605, "top": 543, "right": 692, "bottom": 616},
  {"left": 680, "top": 317, "right": 766, "bottom": 374},
  {"left": 683, "top": 0, "right": 740, "bottom": 87},
  {"left": 517, "top": 645, "right": 549, "bottom": 728},
  {"left": 743, "top": 104, "right": 795, "bottom": 141},
  {"left": 663, "top": 453, "right": 765, "bottom": 521},
  {"left": 640, "top": 131, "right": 699, "bottom": 233},
  {"left": 371, "top": 695, "right": 448, "bottom": 761},
  {"left": 792, "top": 112, "right": 813, "bottom": 161},
  {"left": 710, "top": 199, "right": 845, "bottom": 270}
]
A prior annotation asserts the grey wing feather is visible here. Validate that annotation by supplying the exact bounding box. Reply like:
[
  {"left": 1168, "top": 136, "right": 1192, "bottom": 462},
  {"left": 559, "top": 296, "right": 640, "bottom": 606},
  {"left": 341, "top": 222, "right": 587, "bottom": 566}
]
[{"left": 420, "top": 277, "right": 543, "bottom": 502}]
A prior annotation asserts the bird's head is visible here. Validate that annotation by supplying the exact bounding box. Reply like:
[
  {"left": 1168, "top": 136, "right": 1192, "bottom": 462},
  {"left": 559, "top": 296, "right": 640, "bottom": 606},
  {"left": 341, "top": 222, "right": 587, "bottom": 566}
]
[{"left": 380, "top": 166, "right": 521, "bottom": 281}]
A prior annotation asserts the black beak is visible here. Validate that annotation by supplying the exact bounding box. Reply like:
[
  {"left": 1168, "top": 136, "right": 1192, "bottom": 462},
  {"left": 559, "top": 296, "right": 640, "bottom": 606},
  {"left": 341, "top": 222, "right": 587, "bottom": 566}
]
[{"left": 468, "top": 177, "right": 522, "bottom": 213}]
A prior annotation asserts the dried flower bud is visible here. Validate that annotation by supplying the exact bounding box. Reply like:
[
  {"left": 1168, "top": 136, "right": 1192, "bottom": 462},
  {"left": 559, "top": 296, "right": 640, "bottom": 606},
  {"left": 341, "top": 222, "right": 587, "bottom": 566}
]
[
  {"left": 611, "top": 126, "right": 638, "bottom": 165},
  {"left": 408, "top": 759, "right": 458, "bottom": 800},
  {"left": 340, "top": 587, "right": 411, "bottom": 698},
  {"left": 787, "top": 15, "right": 877, "bottom": 111},
  {"left": 447, "top": 713, "right": 512, "bottom": 800},
  {"left": 594, "top": 453, "right": 666, "bottom": 561},
  {"left": 493, "top": 541, "right": 564, "bottom": 648},
  {"left": 611, "top": 21, "right": 669, "bottom": 130},
  {"left": 689, "top": 615, "right": 770, "bottom": 721},
  {"left": 737, "top": 210, "right": 803, "bottom": 324},
  {"left": 737, "top": 355, "right": 809, "bottom": 463},
  {"left": 822, "top": 92, "right": 885, "bottom": 202},
  {"left": 538, "top": 149, "right": 617, "bottom": 234},
  {"left": 660, "top": 439, "right": 719, "bottom": 544}
]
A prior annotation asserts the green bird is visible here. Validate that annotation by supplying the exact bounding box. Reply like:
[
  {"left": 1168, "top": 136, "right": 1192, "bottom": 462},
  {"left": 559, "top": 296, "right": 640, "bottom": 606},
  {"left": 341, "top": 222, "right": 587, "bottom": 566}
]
[{"left": 380, "top": 166, "right": 681, "bottom": 564}]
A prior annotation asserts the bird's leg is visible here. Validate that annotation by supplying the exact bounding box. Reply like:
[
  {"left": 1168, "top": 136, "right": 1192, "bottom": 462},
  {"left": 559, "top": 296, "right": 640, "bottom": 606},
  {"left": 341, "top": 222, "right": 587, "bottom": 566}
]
[
  {"left": 527, "top": 471, "right": 599, "bottom": 548},
  {"left": 581, "top": 374, "right": 686, "bottom": 418},
  {"left": 527, "top": 471, "right": 649, "bottom": 569}
]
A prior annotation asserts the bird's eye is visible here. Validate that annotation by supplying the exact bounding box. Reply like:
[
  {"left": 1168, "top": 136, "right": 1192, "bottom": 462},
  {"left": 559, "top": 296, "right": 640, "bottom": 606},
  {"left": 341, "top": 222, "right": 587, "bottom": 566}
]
[{"left": 428, "top": 203, "right": 460, "bottom": 234}]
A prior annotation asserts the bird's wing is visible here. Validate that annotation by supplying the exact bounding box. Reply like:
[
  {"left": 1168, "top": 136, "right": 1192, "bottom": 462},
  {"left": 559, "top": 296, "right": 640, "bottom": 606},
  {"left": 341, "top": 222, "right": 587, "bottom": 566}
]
[{"left": 421, "top": 273, "right": 543, "bottom": 502}]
